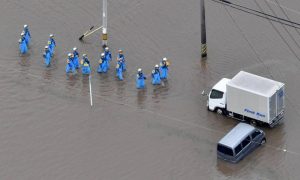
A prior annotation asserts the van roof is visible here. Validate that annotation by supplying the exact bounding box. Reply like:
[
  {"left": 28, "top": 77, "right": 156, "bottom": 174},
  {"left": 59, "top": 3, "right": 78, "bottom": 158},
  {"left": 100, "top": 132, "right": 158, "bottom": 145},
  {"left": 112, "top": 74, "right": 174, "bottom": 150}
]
[
  {"left": 218, "top": 123, "right": 255, "bottom": 149},
  {"left": 227, "top": 71, "right": 284, "bottom": 97},
  {"left": 212, "top": 78, "right": 231, "bottom": 92}
]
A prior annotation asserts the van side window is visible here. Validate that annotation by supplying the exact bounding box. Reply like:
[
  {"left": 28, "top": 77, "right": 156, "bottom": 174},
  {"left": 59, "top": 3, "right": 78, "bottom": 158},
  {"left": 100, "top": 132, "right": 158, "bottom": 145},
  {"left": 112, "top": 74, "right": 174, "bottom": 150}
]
[
  {"left": 217, "top": 144, "right": 233, "bottom": 156},
  {"left": 234, "top": 144, "right": 242, "bottom": 155},
  {"left": 251, "top": 130, "right": 261, "bottom": 139},
  {"left": 210, "top": 89, "right": 224, "bottom": 99},
  {"left": 241, "top": 136, "right": 251, "bottom": 147}
]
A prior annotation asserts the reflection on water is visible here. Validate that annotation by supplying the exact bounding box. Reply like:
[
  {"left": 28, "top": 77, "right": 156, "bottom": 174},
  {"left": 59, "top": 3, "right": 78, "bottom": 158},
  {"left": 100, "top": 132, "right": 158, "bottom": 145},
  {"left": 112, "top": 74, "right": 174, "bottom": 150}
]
[
  {"left": 152, "top": 80, "right": 170, "bottom": 103},
  {"left": 136, "top": 89, "right": 147, "bottom": 109}
]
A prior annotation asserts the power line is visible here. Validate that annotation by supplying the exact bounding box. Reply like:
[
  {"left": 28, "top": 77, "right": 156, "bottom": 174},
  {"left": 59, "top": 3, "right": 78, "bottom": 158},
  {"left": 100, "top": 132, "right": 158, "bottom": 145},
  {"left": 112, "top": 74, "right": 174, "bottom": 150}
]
[{"left": 211, "top": 0, "right": 300, "bottom": 29}]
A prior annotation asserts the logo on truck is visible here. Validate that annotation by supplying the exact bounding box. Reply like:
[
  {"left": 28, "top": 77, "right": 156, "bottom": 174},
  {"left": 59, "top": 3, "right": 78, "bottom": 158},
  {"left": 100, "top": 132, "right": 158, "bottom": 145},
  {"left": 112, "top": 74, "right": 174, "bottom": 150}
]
[{"left": 244, "top": 108, "right": 266, "bottom": 118}]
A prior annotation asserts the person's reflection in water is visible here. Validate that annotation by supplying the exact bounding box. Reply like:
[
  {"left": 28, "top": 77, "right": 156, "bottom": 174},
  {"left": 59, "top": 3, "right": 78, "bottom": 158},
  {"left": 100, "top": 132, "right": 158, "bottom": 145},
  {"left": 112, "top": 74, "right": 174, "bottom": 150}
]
[
  {"left": 152, "top": 80, "right": 170, "bottom": 104},
  {"left": 81, "top": 75, "right": 89, "bottom": 96},
  {"left": 136, "top": 89, "right": 147, "bottom": 109}
]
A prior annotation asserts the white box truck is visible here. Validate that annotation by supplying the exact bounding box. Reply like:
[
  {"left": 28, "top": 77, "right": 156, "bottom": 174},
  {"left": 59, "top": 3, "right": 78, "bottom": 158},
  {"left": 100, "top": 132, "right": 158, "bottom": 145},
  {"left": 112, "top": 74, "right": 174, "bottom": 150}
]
[{"left": 207, "top": 71, "right": 285, "bottom": 127}]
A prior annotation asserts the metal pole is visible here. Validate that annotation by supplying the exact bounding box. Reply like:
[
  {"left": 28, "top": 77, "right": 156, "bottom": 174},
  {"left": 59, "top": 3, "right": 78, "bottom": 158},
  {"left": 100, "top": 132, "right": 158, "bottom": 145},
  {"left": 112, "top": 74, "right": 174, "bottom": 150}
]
[
  {"left": 201, "top": 0, "right": 207, "bottom": 59},
  {"left": 102, "top": 0, "right": 108, "bottom": 48},
  {"left": 89, "top": 75, "right": 93, "bottom": 107}
]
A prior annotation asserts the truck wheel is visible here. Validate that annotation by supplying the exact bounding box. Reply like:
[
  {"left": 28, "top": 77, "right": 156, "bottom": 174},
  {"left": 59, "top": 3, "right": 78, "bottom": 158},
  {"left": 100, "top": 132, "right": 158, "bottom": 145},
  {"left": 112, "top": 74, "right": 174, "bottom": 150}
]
[
  {"left": 250, "top": 120, "right": 257, "bottom": 127},
  {"left": 260, "top": 138, "right": 266, "bottom": 145},
  {"left": 216, "top": 108, "right": 223, "bottom": 115}
]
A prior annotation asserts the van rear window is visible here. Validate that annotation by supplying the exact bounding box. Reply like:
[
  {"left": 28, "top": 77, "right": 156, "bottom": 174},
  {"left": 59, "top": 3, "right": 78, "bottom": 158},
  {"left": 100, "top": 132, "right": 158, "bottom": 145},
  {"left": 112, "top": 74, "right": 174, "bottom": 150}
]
[{"left": 217, "top": 144, "right": 233, "bottom": 156}]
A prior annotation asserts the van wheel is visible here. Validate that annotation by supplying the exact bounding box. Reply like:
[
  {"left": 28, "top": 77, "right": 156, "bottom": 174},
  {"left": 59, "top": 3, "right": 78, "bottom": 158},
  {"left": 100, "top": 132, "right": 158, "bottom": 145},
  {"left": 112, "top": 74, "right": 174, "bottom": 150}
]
[
  {"left": 250, "top": 120, "right": 257, "bottom": 126},
  {"left": 260, "top": 138, "right": 266, "bottom": 145},
  {"left": 216, "top": 108, "right": 223, "bottom": 115}
]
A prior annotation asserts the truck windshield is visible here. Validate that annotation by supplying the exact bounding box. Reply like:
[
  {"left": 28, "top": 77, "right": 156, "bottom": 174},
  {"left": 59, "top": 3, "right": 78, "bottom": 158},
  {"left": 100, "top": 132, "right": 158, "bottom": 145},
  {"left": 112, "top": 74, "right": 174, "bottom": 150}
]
[
  {"left": 210, "top": 89, "right": 224, "bottom": 99},
  {"left": 217, "top": 144, "right": 233, "bottom": 156}
]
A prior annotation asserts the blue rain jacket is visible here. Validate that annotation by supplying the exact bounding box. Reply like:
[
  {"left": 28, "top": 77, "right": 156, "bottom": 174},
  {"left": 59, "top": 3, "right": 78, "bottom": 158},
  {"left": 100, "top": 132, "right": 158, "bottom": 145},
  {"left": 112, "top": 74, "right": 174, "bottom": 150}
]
[
  {"left": 136, "top": 72, "right": 146, "bottom": 89},
  {"left": 105, "top": 51, "right": 112, "bottom": 69},
  {"left": 43, "top": 50, "right": 51, "bottom": 66},
  {"left": 81, "top": 61, "right": 91, "bottom": 75},
  {"left": 24, "top": 28, "right": 31, "bottom": 45},
  {"left": 73, "top": 55, "right": 80, "bottom": 69},
  {"left": 97, "top": 57, "right": 108, "bottom": 73},
  {"left": 160, "top": 64, "right": 168, "bottom": 79},
  {"left": 151, "top": 69, "right": 161, "bottom": 85},
  {"left": 19, "top": 38, "right": 28, "bottom": 54},
  {"left": 116, "top": 61, "right": 123, "bottom": 80},
  {"left": 65, "top": 59, "right": 75, "bottom": 73},
  {"left": 118, "top": 54, "right": 126, "bottom": 71}
]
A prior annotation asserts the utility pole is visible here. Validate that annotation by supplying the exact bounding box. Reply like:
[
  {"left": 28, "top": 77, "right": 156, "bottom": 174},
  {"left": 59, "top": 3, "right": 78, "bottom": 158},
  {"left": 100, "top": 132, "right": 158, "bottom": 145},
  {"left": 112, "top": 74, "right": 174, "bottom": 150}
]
[
  {"left": 200, "top": 0, "right": 207, "bottom": 59},
  {"left": 102, "top": 0, "right": 108, "bottom": 48}
]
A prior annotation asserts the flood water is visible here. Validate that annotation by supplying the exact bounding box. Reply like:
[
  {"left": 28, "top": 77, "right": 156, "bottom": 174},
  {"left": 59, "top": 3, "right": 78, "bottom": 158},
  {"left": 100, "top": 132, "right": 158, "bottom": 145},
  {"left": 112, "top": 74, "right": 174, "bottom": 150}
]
[{"left": 1, "top": 0, "right": 300, "bottom": 179}]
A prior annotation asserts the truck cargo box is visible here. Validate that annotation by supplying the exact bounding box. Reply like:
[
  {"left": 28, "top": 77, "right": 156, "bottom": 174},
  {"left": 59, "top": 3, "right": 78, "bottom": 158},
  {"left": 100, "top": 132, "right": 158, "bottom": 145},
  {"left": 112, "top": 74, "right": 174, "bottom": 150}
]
[{"left": 226, "top": 71, "right": 285, "bottom": 125}]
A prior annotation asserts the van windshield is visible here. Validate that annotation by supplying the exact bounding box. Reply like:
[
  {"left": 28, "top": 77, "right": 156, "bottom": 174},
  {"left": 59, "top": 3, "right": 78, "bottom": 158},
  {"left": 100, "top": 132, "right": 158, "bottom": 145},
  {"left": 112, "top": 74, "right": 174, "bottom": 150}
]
[
  {"left": 217, "top": 144, "right": 233, "bottom": 156},
  {"left": 210, "top": 89, "right": 224, "bottom": 99}
]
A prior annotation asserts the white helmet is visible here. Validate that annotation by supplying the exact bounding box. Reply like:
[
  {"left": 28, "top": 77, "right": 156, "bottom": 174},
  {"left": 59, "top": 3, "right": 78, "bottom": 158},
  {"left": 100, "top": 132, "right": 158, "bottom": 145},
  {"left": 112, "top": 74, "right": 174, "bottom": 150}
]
[
  {"left": 83, "top": 54, "right": 87, "bottom": 57},
  {"left": 163, "top": 57, "right": 167, "bottom": 61},
  {"left": 155, "top": 64, "right": 159, "bottom": 68},
  {"left": 105, "top": 47, "right": 109, "bottom": 51},
  {"left": 101, "top": 53, "right": 105, "bottom": 57},
  {"left": 73, "top": 47, "right": 77, "bottom": 51},
  {"left": 49, "top": 34, "right": 54, "bottom": 38},
  {"left": 138, "top": 68, "right": 142, "bottom": 72},
  {"left": 21, "top": 31, "right": 25, "bottom": 36},
  {"left": 68, "top": 53, "right": 72, "bottom": 57},
  {"left": 45, "top": 46, "right": 48, "bottom": 49},
  {"left": 118, "top": 49, "right": 123, "bottom": 53},
  {"left": 24, "top": 24, "right": 28, "bottom": 28}
]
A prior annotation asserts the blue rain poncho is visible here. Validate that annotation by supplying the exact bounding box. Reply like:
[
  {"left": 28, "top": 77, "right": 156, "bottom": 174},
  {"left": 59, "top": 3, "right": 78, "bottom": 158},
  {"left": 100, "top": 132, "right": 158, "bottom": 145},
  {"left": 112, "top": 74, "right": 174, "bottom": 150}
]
[
  {"left": 24, "top": 28, "right": 31, "bottom": 45},
  {"left": 43, "top": 49, "right": 52, "bottom": 66},
  {"left": 118, "top": 54, "right": 126, "bottom": 71},
  {"left": 116, "top": 61, "right": 123, "bottom": 80},
  {"left": 48, "top": 41, "right": 55, "bottom": 57},
  {"left": 151, "top": 69, "right": 161, "bottom": 85},
  {"left": 65, "top": 58, "right": 75, "bottom": 73},
  {"left": 19, "top": 37, "right": 28, "bottom": 54},
  {"left": 160, "top": 62, "right": 168, "bottom": 79},
  {"left": 105, "top": 50, "right": 112, "bottom": 69},
  {"left": 72, "top": 51, "right": 80, "bottom": 69},
  {"left": 136, "top": 72, "right": 146, "bottom": 89},
  {"left": 81, "top": 59, "right": 91, "bottom": 75},
  {"left": 97, "top": 56, "right": 108, "bottom": 73}
]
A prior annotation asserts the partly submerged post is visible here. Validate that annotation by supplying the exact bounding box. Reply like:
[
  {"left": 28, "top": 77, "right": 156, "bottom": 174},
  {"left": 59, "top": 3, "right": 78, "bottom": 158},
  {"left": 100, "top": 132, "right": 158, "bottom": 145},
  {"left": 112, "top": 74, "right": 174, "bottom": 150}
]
[
  {"left": 102, "top": 0, "right": 108, "bottom": 48},
  {"left": 200, "top": 0, "right": 207, "bottom": 59}
]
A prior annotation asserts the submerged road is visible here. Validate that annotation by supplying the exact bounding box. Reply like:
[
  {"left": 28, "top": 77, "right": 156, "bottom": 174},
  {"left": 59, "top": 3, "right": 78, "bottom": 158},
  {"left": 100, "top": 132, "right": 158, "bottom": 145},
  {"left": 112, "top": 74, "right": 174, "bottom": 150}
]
[{"left": 1, "top": 0, "right": 300, "bottom": 179}]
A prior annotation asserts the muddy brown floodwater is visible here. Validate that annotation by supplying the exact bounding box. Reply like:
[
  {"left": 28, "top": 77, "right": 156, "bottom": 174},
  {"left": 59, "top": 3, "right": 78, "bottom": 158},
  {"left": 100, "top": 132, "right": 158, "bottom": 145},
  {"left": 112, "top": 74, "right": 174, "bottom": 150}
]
[{"left": 1, "top": 0, "right": 300, "bottom": 179}]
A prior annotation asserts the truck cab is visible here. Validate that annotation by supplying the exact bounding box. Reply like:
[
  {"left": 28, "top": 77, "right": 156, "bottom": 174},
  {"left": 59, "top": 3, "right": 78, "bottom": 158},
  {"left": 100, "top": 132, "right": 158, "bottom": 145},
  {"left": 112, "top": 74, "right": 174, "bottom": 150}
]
[{"left": 207, "top": 78, "right": 231, "bottom": 114}]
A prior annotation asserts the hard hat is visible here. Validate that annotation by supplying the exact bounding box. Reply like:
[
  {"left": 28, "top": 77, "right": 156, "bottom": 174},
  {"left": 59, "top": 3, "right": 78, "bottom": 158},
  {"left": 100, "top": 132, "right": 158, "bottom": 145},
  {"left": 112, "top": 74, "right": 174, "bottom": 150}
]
[
  {"left": 45, "top": 46, "right": 48, "bottom": 49},
  {"left": 101, "top": 53, "right": 105, "bottom": 57},
  {"left": 138, "top": 68, "right": 142, "bottom": 72},
  {"left": 24, "top": 24, "right": 28, "bottom": 28},
  {"left": 155, "top": 64, "right": 159, "bottom": 68},
  {"left": 49, "top": 34, "right": 54, "bottom": 37},
  {"left": 21, "top": 31, "right": 25, "bottom": 36},
  {"left": 118, "top": 49, "right": 123, "bottom": 53},
  {"left": 163, "top": 57, "right": 167, "bottom": 61},
  {"left": 73, "top": 47, "right": 77, "bottom": 51},
  {"left": 68, "top": 53, "right": 72, "bottom": 57},
  {"left": 105, "top": 47, "right": 109, "bottom": 51},
  {"left": 18, "top": 39, "right": 21, "bottom": 43},
  {"left": 83, "top": 54, "right": 87, "bottom": 57}
]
